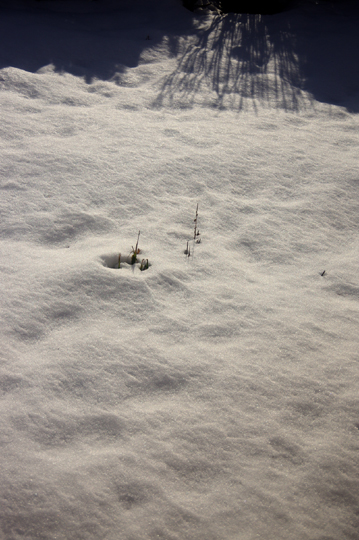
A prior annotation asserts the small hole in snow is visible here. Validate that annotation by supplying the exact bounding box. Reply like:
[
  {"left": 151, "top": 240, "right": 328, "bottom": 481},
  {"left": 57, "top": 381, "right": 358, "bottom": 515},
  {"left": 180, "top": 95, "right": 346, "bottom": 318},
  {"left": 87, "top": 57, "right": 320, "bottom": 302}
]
[{"left": 100, "top": 254, "right": 151, "bottom": 271}]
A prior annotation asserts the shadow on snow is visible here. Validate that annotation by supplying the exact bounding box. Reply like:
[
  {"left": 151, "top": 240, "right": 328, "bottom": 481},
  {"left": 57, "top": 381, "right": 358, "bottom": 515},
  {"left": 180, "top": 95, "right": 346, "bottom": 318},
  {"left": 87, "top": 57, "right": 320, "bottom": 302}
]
[
  {"left": 153, "top": 4, "right": 359, "bottom": 112},
  {"left": 153, "top": 12, "right": 306, "bottom": 111},
  {"left": 0, "top": 1, "right": 358, "bottom": 112}
]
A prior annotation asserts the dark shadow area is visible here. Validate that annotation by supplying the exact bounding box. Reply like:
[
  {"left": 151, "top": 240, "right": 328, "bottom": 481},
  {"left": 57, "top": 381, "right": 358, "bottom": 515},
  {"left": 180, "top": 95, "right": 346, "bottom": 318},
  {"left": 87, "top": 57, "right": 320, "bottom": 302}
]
[
  {"left": 0, "top": 1, "right": 358, "bottom": 111},
  {"left": 221, "top": 0, "right": 290, "bottom": 14},
  {"left": 0, "top": 0, "right": 188, "bottom": 84},
  {"left": 296, "top": 0, "right": 359, "bottom": 112},
  {"left": 184, "top": 0, "right": 291, "bottom": 15}
]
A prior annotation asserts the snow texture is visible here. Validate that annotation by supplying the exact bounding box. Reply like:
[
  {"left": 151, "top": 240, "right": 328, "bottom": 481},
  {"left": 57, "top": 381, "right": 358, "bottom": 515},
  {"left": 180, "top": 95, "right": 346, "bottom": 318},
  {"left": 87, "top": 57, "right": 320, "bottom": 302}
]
[{"left": 0, "top": 1, "right": 359, "bottom": 539}]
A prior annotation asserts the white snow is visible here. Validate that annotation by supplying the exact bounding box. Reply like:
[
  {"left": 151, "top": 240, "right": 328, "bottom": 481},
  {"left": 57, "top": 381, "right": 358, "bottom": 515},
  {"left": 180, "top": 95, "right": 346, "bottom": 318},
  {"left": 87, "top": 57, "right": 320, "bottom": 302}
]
[{"left": 1, "top": 0, "right": 359, "bottom": 539}]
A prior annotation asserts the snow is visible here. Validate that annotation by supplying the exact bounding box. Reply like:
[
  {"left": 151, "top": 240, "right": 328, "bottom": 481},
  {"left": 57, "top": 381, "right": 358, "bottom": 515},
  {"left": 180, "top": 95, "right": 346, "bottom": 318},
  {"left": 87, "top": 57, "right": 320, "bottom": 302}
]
[{"left": 1, "top": 0, "right": 359, "bottom": 539}]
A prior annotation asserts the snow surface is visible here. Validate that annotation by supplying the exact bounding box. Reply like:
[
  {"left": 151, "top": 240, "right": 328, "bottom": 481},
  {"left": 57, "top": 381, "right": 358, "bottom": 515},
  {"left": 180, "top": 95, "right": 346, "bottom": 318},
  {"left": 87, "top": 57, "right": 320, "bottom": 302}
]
[{"left": 1, "top": 0, "right": 359, "bottom": 539}]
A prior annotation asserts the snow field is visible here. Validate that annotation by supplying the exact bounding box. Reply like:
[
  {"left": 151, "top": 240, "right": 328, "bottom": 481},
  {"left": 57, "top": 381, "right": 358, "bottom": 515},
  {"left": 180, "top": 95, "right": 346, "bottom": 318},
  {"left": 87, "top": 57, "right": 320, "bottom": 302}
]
[{"left": 1, "top": 1, "right": 359, "bottom": 539}]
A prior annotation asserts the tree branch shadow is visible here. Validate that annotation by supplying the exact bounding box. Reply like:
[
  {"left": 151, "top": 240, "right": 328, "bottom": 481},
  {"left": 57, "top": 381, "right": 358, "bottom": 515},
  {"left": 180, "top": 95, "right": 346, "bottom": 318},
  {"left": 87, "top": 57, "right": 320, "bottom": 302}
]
[{"left": 152, "top": 13, "right": 307, "bottom": 111}]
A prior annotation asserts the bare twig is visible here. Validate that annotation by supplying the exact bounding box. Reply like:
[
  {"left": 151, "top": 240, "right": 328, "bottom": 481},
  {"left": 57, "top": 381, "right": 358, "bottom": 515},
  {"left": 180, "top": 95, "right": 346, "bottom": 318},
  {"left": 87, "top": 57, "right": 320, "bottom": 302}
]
[
  {"left": 194, "top": 203, "right": 199, "bottom": 240},
  {"left": 130, "top": 230, "right": 141, "bottom": 264}
]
